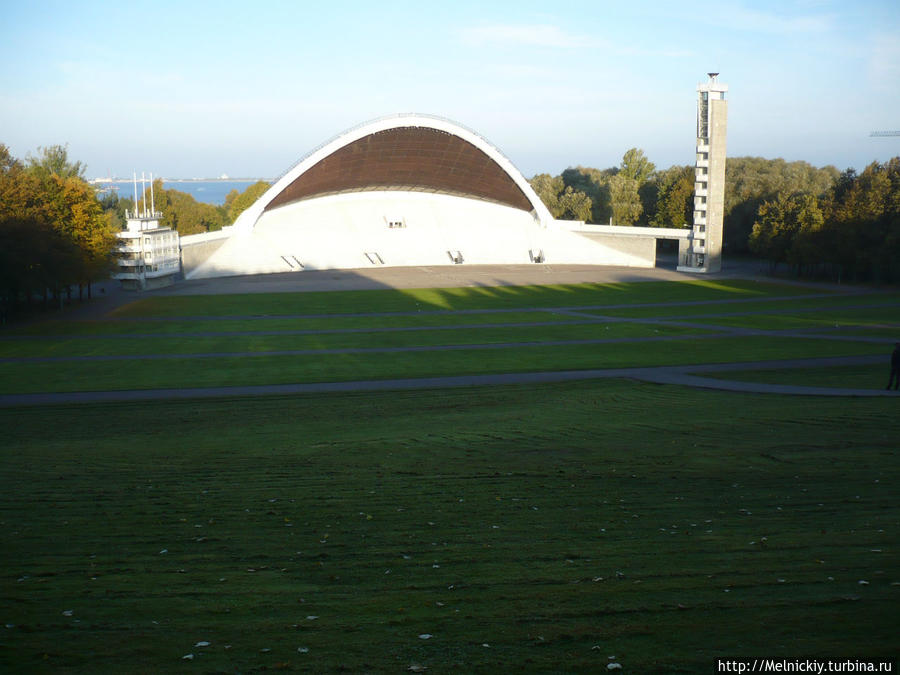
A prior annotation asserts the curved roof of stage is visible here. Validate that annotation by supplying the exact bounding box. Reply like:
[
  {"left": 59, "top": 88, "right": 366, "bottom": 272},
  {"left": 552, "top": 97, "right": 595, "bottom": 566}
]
[{"left": 233, "top": 114, "right": 554, "bottom": 233}]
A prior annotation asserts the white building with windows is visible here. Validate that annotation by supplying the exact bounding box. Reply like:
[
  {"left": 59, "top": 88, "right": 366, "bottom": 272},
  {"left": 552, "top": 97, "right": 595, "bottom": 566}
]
[{"left": 113, "top": 180, "right": 181, "bottom": 290}]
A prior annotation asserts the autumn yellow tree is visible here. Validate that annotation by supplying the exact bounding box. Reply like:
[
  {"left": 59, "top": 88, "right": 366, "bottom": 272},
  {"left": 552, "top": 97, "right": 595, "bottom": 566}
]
[
  {"left": 29, "top": 153, "right": 118, "bottom": 298},
  {"left": 0, "top": 143, "right": 117, "bottom": 309},
  {"left": 225, "top": 180, "right": 270, "bottom": 224}
]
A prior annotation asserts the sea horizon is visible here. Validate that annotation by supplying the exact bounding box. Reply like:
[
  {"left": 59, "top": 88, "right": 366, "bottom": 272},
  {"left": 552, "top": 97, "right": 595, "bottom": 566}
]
[{"left": 92, "top": 177, "right": 270, "bottom": 183}]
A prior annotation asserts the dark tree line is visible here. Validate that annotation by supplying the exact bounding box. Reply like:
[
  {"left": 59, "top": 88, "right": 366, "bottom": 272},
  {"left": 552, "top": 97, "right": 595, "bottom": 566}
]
[
  {"left": 0, "top": 144, "right": 118, "bottom": 318},
  {"left": 724, "top": 157, "right": 839, "bottom": 254},
  {"left": 749, "top": 159, "right": 900, "bottom": 283}
]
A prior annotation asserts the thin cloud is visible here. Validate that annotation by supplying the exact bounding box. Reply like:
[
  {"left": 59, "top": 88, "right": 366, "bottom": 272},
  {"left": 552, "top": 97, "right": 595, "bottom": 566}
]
[
  {"left": 708, "top": 2, "right": 835, "bottom": 34},
  {"left": 484, "top": 63, "right": 559, "bottom": 79},
  {"left": 459, "top": 23, "right": 595, "bottom": 49},
  {"left": 458, "top": 23, "right": 690, "bottom": 58},
  {"left": 615, "top": 45, "right": 694, "bottom": 58},
  {"left": 56, "top": 59, "right": 186, "bottom": 94},
  {"left": 867, "top": 32, "right": 900, "bottom": 92}
]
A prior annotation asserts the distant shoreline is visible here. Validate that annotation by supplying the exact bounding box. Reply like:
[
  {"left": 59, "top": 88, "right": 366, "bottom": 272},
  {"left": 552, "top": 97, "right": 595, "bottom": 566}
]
[{"left": 90, "top": 178, "right": 271, "bottom": 184}]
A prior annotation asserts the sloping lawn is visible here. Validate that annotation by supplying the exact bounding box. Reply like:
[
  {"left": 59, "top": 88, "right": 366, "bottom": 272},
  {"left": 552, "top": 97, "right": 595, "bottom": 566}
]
[{"left": 1, "top": 380, "right": 897, "bottom": 672}]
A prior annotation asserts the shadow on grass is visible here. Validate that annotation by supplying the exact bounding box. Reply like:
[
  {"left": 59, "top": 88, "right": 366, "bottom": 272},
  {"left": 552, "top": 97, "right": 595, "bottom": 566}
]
[{"left": 109, "top": 279, "right": 827, "bottom": 319}]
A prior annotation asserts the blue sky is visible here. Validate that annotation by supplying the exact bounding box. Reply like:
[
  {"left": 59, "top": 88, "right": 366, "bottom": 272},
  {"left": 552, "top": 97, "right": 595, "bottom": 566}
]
[{"left": 1, "top": 0, "right": 898, "bottom": 179}]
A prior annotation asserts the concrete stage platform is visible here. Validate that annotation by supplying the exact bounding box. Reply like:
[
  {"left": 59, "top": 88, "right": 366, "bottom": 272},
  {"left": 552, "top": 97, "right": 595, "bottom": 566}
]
[{"left": 157, "top": 263, "right": 726, "bottom": 297}]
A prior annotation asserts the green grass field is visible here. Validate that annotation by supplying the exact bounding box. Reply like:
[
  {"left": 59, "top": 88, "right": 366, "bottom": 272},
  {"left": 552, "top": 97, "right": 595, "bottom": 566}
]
[
  {"left": 1, "top": 279, "right": 894, "bottom": 395},
  {"left": 1, "top": 279, "right": 898, "bottom": 673},
  {"left": 705, "top": 365, "right": 892, "bottom": 390}
]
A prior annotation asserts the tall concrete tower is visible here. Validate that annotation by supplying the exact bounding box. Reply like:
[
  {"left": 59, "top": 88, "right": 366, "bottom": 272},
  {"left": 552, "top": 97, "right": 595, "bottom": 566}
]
[{"left": 679, "top": 73, "right": 728, "bottom": 273}]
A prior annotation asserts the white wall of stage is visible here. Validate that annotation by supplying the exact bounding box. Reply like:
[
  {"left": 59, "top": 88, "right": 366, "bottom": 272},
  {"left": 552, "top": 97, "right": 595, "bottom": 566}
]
[{"left": 185, "top": 190, "right": 661, "bottom": 279}]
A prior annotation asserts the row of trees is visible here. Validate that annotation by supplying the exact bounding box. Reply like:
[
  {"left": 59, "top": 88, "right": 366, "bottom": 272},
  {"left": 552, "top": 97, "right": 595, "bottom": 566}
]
[
  {"left": 529, "top": 150, "right": 842, "bottom": 238},
  {"left": 749, "top": 159, "right": 900, "bottom": 282},
  {"left": 723, "top": 157, "right": 839, "bottom": 254},
  {"left": 0, "top": 144, "right": 118, "bottom": 314},
  {"left": 530, "top": 149, "right": 698, "bottom": 230}
]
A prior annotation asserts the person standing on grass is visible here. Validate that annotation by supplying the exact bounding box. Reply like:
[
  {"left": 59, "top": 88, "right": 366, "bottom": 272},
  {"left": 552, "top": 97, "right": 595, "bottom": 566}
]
[{"left": 888, "top": 342, "right": 900, "bottom": 391}]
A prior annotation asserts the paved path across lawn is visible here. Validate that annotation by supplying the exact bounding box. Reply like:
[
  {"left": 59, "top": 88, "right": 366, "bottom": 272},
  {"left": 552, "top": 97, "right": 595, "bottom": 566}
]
[{"left": 1, "top": 355, "right": 896, "bottom": 407}]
